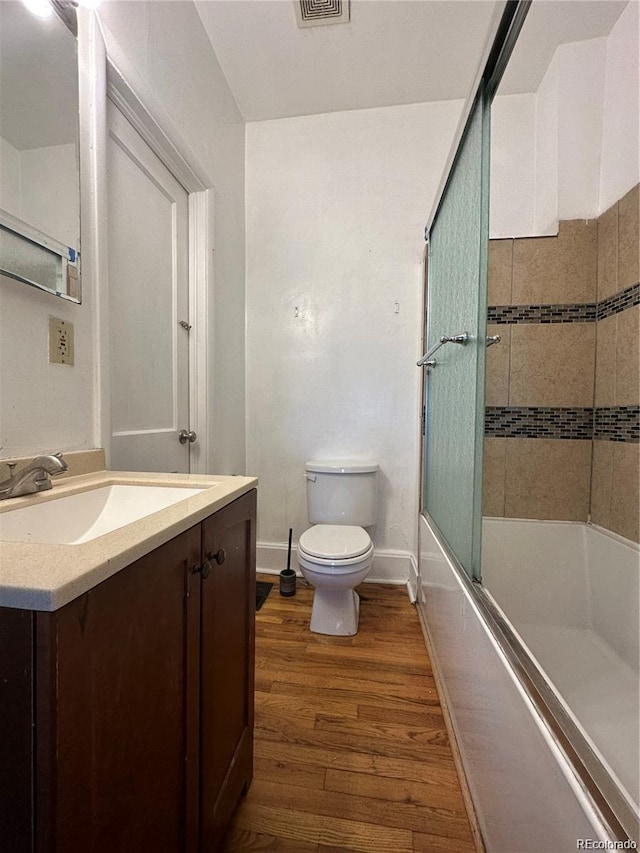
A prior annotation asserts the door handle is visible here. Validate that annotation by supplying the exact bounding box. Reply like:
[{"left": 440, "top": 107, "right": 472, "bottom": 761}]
[{"left": 178, "top": 429, "right": 197, "bottom": 444}]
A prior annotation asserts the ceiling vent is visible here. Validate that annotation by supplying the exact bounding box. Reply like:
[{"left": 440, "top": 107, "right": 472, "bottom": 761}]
[{"left": 294, "top": 0, "right": 350, "bottom": 29}]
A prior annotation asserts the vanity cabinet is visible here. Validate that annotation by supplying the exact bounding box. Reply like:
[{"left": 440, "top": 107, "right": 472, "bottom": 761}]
[{"left": 0, "top": 489, "right": 256, "bottom": 853}]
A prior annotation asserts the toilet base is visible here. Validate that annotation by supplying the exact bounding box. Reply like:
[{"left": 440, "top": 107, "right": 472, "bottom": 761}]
[{"left": 310, "top": 588, "right": 360, "bottom": 636}]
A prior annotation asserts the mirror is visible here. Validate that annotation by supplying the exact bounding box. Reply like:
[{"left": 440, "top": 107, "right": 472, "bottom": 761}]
[{"left": 0, "top": 1, "right": 81, "bottom": 302}]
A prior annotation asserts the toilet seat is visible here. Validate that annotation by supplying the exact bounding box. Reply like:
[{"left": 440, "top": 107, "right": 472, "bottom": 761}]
[
  {"left": 298, "top": 525, "right": 372, "bottom": 564},
  {"left": 297, "top": 524, "right": 374, "bottom": 636}
]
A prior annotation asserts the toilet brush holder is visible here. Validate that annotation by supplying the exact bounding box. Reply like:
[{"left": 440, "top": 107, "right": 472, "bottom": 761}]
[
  {"left": 280, "top": 527, "right": 296, "bottom": 596},
  {"left": 279, "top": 568, "right": 296, "bottom": 597}
]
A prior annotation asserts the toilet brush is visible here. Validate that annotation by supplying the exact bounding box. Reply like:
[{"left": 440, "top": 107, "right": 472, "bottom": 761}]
[{"left": 279, "top": 528, "right": 296, "bottom": 596}]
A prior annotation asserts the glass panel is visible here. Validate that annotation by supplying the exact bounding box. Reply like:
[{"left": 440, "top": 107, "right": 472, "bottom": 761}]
[{"left": 422, "top": 91, "right": 489, "bottom": 579}]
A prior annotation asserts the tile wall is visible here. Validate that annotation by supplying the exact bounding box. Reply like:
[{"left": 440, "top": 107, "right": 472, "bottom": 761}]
[{"left": 483, "top": 184, "right": 639, "bottom": 543}]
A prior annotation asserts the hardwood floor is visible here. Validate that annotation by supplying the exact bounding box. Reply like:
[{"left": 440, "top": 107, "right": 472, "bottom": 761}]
[{"left": 222, "top": 575, "right": 476, "bottom": 853}]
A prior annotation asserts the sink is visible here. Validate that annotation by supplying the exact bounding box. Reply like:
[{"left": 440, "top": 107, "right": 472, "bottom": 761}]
[{"left": 0, "top": 484, "right": 206, "bottom": 545}]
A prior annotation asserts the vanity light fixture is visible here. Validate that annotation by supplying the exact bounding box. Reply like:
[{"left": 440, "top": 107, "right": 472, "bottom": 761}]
[{"left": 21, "top": 0, "right": 53, "bottom": 18}]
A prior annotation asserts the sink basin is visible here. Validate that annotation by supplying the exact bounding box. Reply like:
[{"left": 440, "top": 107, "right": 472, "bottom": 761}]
[{"left": 0, "top": 484, "right": 206, "bottom": 545}]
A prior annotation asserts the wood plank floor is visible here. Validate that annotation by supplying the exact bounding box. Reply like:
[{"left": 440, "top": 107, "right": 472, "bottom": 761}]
[{"left": 221, "top": 575, "right": 476, "bottom": 853}]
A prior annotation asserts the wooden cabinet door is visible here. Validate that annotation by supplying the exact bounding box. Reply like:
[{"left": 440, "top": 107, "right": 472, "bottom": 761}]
[
  {"left": 35, "top": 526, "right": 202, "bottom": 853},
  {"left": 200, "top": 490, "right": 256, "bottom": 850},
  {"left": 0, "top": 608, "right": 34, "bottom": 853}
]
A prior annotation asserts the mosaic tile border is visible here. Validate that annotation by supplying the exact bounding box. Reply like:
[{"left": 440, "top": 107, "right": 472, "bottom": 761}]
[
  {"left": 485, "top": 407, "right": 594, "bottom": 440},
  {"left": 597, "top": 282, "right": 640, "bottom": 321},
  {"left": 488, "top": 304, "right": 597, "bottom": 324},
  {"left": 486, "top": 406, "right": 640, "bottom": 442},
  {"left": 487, "top": 281, "right": 639, "bottom": 325},
  {"left": 594, "top": 406, "right": 640, "bottom": 442}
]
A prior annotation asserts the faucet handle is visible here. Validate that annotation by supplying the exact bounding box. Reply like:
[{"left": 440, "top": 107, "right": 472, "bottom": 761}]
[
  {"left": 52, "top": 453, "right": 68, "bottom": 474},
  {"left": 7, "top": 462, "right": 17, "bottom": 476}
]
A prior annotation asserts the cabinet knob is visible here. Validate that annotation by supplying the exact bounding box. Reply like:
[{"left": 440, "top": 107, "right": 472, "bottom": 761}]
[
  {"left": 192, "top": 560, "right": 212, "bottom": 579},
  {"left": 209, "top": 548, "right": 226, "bottom": 565}
]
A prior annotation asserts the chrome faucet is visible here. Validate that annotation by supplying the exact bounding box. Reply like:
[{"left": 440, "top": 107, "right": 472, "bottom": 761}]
[{"left": 0, "top": 453, "right": 68, "bottom": 500}]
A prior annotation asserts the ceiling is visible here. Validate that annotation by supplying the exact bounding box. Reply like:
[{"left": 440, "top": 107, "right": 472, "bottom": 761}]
[
  {"left": 195, "top": 0, "right": 629, "bottom": 122},
  {"left": 195, "top": 0, "right": 500, "bottom": 121}
]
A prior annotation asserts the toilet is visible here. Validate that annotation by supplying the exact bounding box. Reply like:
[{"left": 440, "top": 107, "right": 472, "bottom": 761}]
[{"left": 298, "top": 460, "right": 378, "bottom": 636}]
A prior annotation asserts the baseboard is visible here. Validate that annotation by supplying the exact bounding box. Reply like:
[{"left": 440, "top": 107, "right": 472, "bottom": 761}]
[{"left": 257, "top": 542, "right": 412, "bottom": 585}]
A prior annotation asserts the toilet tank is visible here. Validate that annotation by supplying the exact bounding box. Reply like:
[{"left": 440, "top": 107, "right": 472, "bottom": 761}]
[{"left": 305, "top": 460, "right": 378, "bottom": 527}]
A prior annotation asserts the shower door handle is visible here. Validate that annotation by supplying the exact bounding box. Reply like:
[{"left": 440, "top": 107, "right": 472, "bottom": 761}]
[{"left": 417, "top": 332, "right": 469, "bottom": 367}]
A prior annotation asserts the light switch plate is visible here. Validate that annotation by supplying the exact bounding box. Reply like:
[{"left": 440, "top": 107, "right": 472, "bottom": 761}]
[{"left": 49, "top": 317, "right": 75, "bottom": 365}]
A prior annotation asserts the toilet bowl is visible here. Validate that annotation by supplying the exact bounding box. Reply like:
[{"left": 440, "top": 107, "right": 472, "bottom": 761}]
[{"left": 298, "top": 523, "right": 374, "bottom": 635}]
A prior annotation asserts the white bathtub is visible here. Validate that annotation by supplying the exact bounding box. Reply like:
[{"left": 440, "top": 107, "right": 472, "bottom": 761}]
[
  {"left": 482, "top": 519, "right": 640, "bottom": 814},
  {"left": 418, "top": 514, "right": 639, "bottom": 852}
]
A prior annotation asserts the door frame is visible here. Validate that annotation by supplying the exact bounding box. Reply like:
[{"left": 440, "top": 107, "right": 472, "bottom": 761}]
[{"left": 95, "top": 47, "right": 214, "bottom": 474}]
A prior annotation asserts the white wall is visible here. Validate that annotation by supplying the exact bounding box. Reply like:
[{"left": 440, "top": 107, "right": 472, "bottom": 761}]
[
  {"left": 0, "top": 136, "right": 79, "bottom": 246},
  {"left": 0, "top": 275, "right": 95, "bottom": 458},
  {"left": 599, "top": 0, "right": 640, "bottom": 212},
  {"left": 21, "top": 143, "right": 79, "bottom": 248},
  {"left": 0, "top": 136, "right": 21, "bottom": 214},
  {"left": 491, "top": 7, "right": 638, "bottom": 238},
  {"left": 533, "top": 54, "right": 558, "bottom": 234},
  {"left": 97, "top": 0, "right": 247, "bottom": 474},
  {"left": 491, "top": 37, "right": 607, "bottom": 237},
  {"left": 556, "top": 38, "right": 606, "bottom": 222},
  {"left": 0, "top": 137, "right": 80, "bottom": 248},
  {"left": 490, "top": 95, "right": 536, "bottom": 238},
  {"left": 246, "top": 100, "right": 463, "bottom": 562}
]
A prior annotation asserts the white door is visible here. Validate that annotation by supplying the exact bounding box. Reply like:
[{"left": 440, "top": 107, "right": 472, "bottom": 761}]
[{"left": 107, "top": 101, "right": 192, "bottom": 473}]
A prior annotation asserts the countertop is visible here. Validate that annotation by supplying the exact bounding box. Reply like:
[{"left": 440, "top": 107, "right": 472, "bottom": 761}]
[{"left": 0, "top": 470, "right": 257, "bottom": 612}]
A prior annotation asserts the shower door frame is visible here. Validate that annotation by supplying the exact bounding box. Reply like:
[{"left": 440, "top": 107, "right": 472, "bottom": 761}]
[{"left": 420, "top": 86, "right": 489, "bottom": 584}]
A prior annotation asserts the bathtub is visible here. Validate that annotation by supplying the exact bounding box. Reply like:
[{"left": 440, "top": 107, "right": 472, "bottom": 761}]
[
  {"left": 417, "top": 515, "right": 640, "bottom": 852},
  {"left": 482, "top": 518, "right": 639, "bottom": 815}
]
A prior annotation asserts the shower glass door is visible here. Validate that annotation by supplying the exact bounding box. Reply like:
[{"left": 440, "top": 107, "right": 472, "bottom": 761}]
[{"left": 421, "top": 89, "right": 489, "bottom": 580}]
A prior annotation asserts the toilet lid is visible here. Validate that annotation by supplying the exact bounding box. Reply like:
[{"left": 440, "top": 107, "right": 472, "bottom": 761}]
[{"left": 298, "top": 525, "right": 371, "bottom": 560}]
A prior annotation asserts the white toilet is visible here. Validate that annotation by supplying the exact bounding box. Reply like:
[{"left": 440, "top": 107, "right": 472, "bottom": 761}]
[{"left": 298, "top": 460, "right": 378, "bottom": 636}]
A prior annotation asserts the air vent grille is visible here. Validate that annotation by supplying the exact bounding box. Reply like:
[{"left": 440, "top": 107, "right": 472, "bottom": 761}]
[{"left": 294, "top": 0, "right": 350, "bottom": 28}]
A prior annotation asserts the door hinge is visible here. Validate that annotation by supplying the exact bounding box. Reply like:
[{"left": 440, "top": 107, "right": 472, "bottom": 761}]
[{"left": 421, "top": 405, "right": 426, "bottom": 436}]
